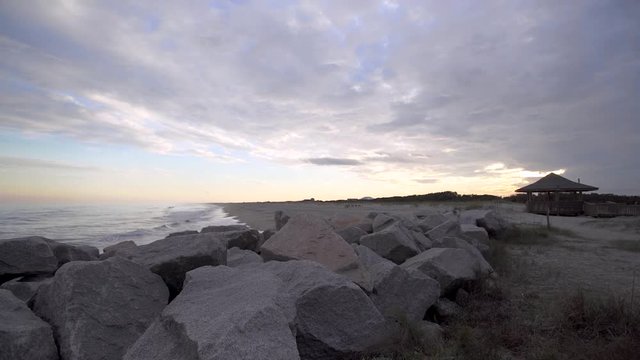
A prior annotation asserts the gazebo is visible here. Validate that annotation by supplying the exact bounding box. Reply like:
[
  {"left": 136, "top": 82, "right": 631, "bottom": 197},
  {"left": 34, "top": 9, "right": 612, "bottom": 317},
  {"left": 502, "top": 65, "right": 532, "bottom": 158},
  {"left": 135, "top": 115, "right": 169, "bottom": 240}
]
[{"left": 515, "top": 173, "right": 598, "bottom": 216}]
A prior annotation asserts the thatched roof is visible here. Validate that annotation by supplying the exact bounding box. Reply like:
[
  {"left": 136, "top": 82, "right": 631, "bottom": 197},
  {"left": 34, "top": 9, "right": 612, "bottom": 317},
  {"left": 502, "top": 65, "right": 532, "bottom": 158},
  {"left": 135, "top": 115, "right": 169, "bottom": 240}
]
[{"left": 515, "top": 173, "right": 598, "bottom": 193}]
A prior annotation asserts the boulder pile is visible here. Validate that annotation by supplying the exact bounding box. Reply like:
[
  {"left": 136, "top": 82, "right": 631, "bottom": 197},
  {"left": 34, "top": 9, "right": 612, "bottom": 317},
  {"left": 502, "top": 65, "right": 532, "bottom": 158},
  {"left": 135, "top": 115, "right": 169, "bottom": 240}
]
[{"left": 0, "top": 208, "right": 508, "bottom": 359}]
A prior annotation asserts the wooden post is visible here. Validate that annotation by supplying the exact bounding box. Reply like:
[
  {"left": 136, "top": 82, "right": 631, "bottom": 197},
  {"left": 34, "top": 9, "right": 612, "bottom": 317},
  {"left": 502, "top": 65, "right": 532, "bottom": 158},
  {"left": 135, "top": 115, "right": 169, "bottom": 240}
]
[
  {"left": 555, "top": 191, "right": 560, "bottom": 216},
  {"left": 546, "top": 191, "right": 551, "bottom": 229}
]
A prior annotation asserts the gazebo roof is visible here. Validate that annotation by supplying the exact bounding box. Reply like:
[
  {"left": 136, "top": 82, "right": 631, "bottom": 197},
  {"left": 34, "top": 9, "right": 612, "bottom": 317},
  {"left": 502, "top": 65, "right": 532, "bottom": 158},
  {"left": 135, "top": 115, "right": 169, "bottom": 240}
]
[{"left": 515, "top": 173, "right": 598, "bottom": 193}]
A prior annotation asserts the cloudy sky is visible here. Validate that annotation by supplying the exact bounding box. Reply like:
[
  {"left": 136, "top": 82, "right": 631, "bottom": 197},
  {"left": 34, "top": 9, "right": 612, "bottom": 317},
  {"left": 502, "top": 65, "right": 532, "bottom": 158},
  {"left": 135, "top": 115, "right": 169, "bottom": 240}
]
[{"left": 1, "top": 0, "right": 638, "bottom": 203}]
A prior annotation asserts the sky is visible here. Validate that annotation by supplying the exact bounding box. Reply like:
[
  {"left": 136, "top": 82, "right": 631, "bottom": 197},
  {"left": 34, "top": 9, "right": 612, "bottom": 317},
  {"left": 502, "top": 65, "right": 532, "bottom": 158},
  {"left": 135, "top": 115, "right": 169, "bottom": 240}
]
[{"left": 0, "top": 0, "right": 639, "bottom": 203}]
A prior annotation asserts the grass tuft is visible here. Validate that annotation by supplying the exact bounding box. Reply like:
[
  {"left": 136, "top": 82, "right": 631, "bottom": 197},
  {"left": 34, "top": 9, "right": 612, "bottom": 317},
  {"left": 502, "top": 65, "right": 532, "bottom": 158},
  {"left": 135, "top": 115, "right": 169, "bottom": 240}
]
[{"left": 606, "top": 239, "right": 640, "bottom": 253}]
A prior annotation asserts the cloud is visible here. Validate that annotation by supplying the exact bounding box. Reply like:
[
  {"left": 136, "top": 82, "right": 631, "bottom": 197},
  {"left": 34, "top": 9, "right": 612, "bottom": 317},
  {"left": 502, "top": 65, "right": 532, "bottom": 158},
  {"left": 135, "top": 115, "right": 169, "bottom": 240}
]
[
  {"left": 307, "top": 157, "right": 362, "bottom": 166},
  {"left": 0, "top": 156, "right": 99, "bottom": 171},
  {"left": 0, "top": 1, "right": 638, "bottom": 194}
]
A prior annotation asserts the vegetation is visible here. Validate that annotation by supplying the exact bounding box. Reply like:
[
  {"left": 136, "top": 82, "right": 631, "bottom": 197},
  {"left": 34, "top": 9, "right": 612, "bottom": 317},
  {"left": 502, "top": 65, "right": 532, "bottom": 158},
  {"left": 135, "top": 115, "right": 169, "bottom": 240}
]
[
  {"left": 606, "top": 239, "right": 640, "bottom": 253},
  {"left": 496, "top": 224, "right": 578, "bottom": 245}
]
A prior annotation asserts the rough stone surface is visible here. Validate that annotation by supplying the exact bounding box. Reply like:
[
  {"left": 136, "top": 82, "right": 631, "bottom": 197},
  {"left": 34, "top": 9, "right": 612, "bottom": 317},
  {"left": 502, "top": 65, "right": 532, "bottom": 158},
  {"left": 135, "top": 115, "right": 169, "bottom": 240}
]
[
  {"left": 372, "top": 213, "right": 395, "bottom": 232},
  {"left": 200, "top": 224, "right": 249, "bottom": 233},
  {"left": 121, "top": 232, "right": 227, "bottom": 297},
  {"left": 426, "top": 220, "right": 461, "bottom": 242},
  {"left": 124, "top": 265, "right": 299, "bottom": 360},
  {"left": 355, "top": 245, "right": 439, "bottom": 322},
  {"left": 433, "top": 237, "right": 493, "bottom": 276},
  {"left": 455, "top": 288, "right": 471, "bottom": 306},
  {"left": 328, "top": 214, "right": 367, "bottom": 231},
  {"left": 0, "top": 275, "right": 53, "bottom": 303},
  {"left": 433, "top": 298, "right": 462, "bottom": 322},
  {"left": 0, "top": 289, "right": 59, "bottom": 360},
  {"left": 411, "top": 230, "right": 433, "bottom": 251},
  {"left": 260, "top": 261, "right": 390, "bottom": 360},
  {"left": 227, "top": 247, "right": 263, "bottom": 267},
  {"left": 219, "top": 229, "right": 261, "bottom": 251},
  {"left": 337, "top": 226, "right": 367, "bottom": 244},
  {"left": 401, "top": 248, "right": 481, "bottom": 295},
  {"left": 360, "top": 223, "right": 420, "bottom": 264},
  {"left": 33, "top": 257, "right": 168, "bottom": 360},
  {"left": 416, "top": 214, "right": 449, "bottom": 233},
  {"left": 260, "top": 214, "right": 370, "bottom": 290},
  {"left": 476, "top": 211, "right": 509, "bottom": 238},
  {"left": 275, "top": 210, "right": 290, "bottom": 231},
  {"left": 45, "top": 239, "right": 99, "bottom": 266},
  {"left": 354, "top": 221, "right": 373, "bottom": 234},
  {"left": 460, "top": 224, "right": 490, "bottom": 245},
  {"left": 101, "top": 240, "right": 138, "bottom": 259},
  {"left": 166, "top": 230, "right": 199, "bottom": 238},
  {"left": 0, "top": 236, "right": 58, "bottom": 282},
  {"left": 417, "top": 321, "right": 444, "bottom": 348}
]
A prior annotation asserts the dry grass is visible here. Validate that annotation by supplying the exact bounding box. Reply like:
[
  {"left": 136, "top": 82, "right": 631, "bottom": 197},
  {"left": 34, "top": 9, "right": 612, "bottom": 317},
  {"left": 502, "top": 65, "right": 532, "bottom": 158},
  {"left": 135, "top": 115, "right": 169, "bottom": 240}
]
[{"left": 606, "top": 239, "right": 640, "bottom": 253}]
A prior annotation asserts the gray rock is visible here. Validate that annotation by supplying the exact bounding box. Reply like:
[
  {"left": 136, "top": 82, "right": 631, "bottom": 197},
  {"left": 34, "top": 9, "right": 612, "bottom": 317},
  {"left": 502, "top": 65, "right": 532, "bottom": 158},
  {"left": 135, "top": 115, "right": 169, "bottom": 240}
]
[
  {"left": 417, "top": 321, "right": 444, "bottom": 348},
  {"left": 433, "top": 237, "right": 493, "bottom": 276},
  {"left": 0, "top": 236, "right": 58, "bottom": 281},
  {"left": 366, "top": 211, "right": 379, "bottom": 220},
  {"left": 45, "top": 239, "right": 99, "bottom": 266},
  {"left": 121, "top": 232, "right": 227, "bottom": 297},
  {"left": 433, "top": 298, "right": 462, "bottom": 322},
  {"left": 166, "top": 230, "right": 199, "bottom": 238},
  {"left": 261, "top": 214, "right": 370, "bottom": 290},
  {"left": 355, "top": 246, "right": 439, "bottom": 322},
  {"left": 219, "top": 228, "right": 261, "bottom": 251},
  {"left": 426, "top": 220, "right": 461, "bottom": 242},
  {"left": 275, "top": 210, "right": 290, "bottom": 231},
  {"left": 411, "top": 230, "right": 432, "bottom": 251},
  {"left": 200, "top": 224, "right": 249, "bottom": 233},
  {"left": 262, "top": 228, "right": 276, "bottom": 243},
  {"left": 260, "top": 260, "right": 389, "bottom": 359},
  {"left": 101, "top": 240, "right": 138, "bottom": 259},
  {"left": 0, "top": 275, "right": 53, "bottom": 303},
  {"left": 455, "top": 288, "right": 470, "bottom": 306},
  {"left": 124, "top": 265, "right": 299, "bottom": 360},
  {"left": 372, "top": 213, "right": 395, "bottom": 232},
  {"left": 460, "top": 224, "right": 490, "bottom": 245},
  {"left": 34, "top": 257, "right": 168, "bottom": 360},
  {"left": 360, "top": 223, "right": 420, "bottom": 264},
  {"left": 416, "top": 213, "right": 449, "bottom": 233},
  {"left": 476, "top": 211, "right": 509, "bottom": 238},
  {"left": 401, "top": 248, "right": 481, "bottom": 295},
  {"left": 354, "top": 221, "right": 373, "bottom": 234},
  {"left": 0, "top": 289, "right": 59, "bottom": 360},
  {"left": 227, "top": 247, "right": 263, "bottom": 267},
  {"left": 337, "top": 226, "right": 367, "bottom": 244}
]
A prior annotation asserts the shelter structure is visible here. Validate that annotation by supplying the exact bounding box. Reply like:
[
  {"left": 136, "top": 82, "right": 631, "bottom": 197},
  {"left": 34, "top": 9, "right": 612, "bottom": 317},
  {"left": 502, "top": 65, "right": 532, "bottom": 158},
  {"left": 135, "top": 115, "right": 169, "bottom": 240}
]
[{"left": 515, "top": 173, "right": 598, "bottom": 216}]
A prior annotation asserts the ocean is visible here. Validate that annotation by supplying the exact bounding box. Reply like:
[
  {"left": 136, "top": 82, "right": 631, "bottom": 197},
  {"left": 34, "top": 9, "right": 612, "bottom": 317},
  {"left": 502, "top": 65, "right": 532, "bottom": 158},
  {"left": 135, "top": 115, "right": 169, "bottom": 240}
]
[{"left": 0, "top": 203, "right": 241, "bottom": 250}]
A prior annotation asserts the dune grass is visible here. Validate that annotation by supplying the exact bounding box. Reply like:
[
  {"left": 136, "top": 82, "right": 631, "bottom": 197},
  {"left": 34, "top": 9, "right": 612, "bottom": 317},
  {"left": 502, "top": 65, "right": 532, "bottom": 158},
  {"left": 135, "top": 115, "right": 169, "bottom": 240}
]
[
  {"left": 606, "top": 239, "right": 640, "bottom": 253},
  {"left": 496, "top": 224, "right": 578, "bottom": 246}
]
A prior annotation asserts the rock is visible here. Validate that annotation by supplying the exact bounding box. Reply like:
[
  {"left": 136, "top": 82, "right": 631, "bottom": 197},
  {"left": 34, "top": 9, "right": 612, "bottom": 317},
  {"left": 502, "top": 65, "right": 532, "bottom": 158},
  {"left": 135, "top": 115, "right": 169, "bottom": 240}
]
[
  {"left": 260, "top": 260, "right": 389, "bottom": 359},
  {"left": 455, "top": 288, "right": 470, "bottom": 306},
  {"left": 416, "top": 213, "right": 449, "bottom": 233},
  {"left": 0, "top": 289, "right": 59, "bottom": 360},
  {"left": 433, "top": 237, "right": 493, "bottom": 276},
  {"left": 433, "top": 298, "right": 462, "bottom": 322},
  {"left": 354, "top": 221, "right": 373, "bottom": 234},
  {"left": 121, "top": 232, "right": 226, "bottom": 297},
  {"left": 33, "top": 257, "right": 168, "bottom": 360},
  {"left": 417, "top": 321, "right": 444, "bottom": 348},
  {"left": 101, "top": 240, "right": 138, "bottom": 259},
  {"left": 426, "top": 220, "right": 461, "bottom": 242},
  {"left": 366, "top": 211, "right": 378, "bottom": 220},
  {"left": 459, "top": 209, "right": 489, "bottom": 225},
  {"left": 476, "top": 211, "right": 509, "bottom": 238},
  {"left": 372, "top": 213, "right": 396, "bottom": 232},
  {"left": 460, "top": 224, "right": 490, "bottom": 245},
  {"left": 328, "top": 214, "right": 366, "bottom": 231},
  {"left": 227, "top": 247, "right": 263, "bottom": 267},
  {"left": 337, "top": 226, "right": 367, "bottom": 244},
  {"left": 355, "top": 245, "right": 439, "bottom": 322},
  {"left": 200, "top": 224, "right": 249, "bottom": 233},
  {"left": 262, "top": 228, "right": 276, "bottom": 243},
  {"left": 219, "top": 228, "right": 261, "bottom": 251},
  {"left": 166, "top": 230, "right": 199, "bottom": 238},
  {"left": 0, "top": 275, "right": 53, "bottom": 303},
  {"left": 275, "top": 210, "right": 290, "bottom": 231},
  {"left": 401, "top": 248, "right": 481, "bottom": 296},
  {"left": 360, "top": 223, "right": 420, "bottom": 264},
  {"left": 260, "top": 214, "right": 370, "bottom": 290},
  {"left": 411, "top": 230, "right": 433, "bottom": 251},
  {"left": 45, "top": 239, "right": 99, "bottom": 266},
  {"left": 124, "top": 265, "right": 299, "bottom": 360},
  {"left": 0, "top": 236, "right": 58, "bottom": 282}
]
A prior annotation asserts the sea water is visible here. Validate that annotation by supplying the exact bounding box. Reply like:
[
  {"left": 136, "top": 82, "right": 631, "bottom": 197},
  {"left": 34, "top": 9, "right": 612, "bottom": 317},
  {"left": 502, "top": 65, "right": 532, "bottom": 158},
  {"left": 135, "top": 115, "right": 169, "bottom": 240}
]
[{"left": 0, "top": 203, "right": 240, "bottom": 250}]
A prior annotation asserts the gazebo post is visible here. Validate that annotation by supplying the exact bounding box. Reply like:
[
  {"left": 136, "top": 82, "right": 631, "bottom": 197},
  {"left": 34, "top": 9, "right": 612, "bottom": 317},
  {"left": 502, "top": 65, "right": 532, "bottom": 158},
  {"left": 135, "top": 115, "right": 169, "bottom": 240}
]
[
  {"left": 555, "top": 191, "right": 560, "bottom": 216},
  {"left": 546, "top": 191, "right": 551, "bottom": 229}
]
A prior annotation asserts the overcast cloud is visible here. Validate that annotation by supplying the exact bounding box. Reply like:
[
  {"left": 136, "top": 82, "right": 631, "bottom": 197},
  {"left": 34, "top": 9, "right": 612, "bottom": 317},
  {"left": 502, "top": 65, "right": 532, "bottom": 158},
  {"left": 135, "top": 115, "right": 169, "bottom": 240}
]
[{"left": 0, "top": 0, "right": 639, "bottom": 195}]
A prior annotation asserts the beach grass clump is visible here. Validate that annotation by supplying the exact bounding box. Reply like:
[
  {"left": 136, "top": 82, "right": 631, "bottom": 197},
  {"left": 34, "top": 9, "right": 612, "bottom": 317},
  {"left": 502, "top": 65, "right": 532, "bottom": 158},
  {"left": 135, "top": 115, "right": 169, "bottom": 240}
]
[
  {"left": 607, "top": 239, "right": 640, "bottom": 253},
  {"left": 496, "top": 224, "right": 577, "bottom": 246}
]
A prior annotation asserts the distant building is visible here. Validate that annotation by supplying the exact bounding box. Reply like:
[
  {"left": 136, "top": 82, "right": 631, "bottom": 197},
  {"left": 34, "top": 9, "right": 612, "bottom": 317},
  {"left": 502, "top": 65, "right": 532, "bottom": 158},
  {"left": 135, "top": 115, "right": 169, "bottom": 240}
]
[{"left": 515, "top": 173, "right": 598, "bottom": 216}]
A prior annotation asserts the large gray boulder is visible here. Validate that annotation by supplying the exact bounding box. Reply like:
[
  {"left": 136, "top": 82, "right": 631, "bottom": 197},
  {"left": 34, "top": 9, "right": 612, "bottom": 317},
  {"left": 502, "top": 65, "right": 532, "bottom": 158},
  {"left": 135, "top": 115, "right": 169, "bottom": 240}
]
[
  {"left": 355, "top": 246, "right": 439, "bottom": 322},
  {"left": 476, "top": 211, "right": 509, "bottom": 238},
  {"left": 0, "top": 274, "right": 53, "bottom": 303},
  {"left": 433, "top": 237, "right": 493, "bottom": 276},
  {"left": 33, "top": 257, "right": 168, "bottom": 360},
  {"left": 460, "top": 224, "right": 490, "bottom": 245},
  {"left": 260, "top": 214, "right": 370, "bottom": 290},
  {"left": 219, "top": 228, "right": 261, "bottom": 251},
  {"left": 45, "top": 239, "right": 99, "bottom": 266},
  {"left": 275, "top": 210, "right": 290, "bottom": 231},
  {"left": 166, "top": 230, "right": 199, "bottom": 238},
  {"left": 101, "top": 240, "right": 138, "bottom": 259},
  {"left": 360, "top": 223, "right": 420, "bottom": 264},
  {"left": 200, "top": 224, "right": 249, "bottom": 233},
  {"left": 120, "top": 232, "right": 227, "bottom": 297},
  {"left": 336, "top": 226, "right": 367, "bottom": 244},
  {"left": 0, "top": 289, "right": 59, "bottom": 360},
  {"left": 227, "top": 247, "right": 263, "bottom": 267},
  {"left": 0, "top": 237, "right": 58, "bottom": 282},
  {"left": 260, "top": 261, "right": 390, "bottom": 359},
  {"left": 425, "top": 220, "right": 461, "bottom": 242},
  {"left": 416, "top": 213, "right": 448, "bottom": 233},
  {"left": 372, "top": 213, "right": 395, "bottom": 232},
  {"left": 124, "top": 265, "right": 299, "bottom": 360},
  {"left": 401, "top": 248, "right": 481, "bottom": 295}
]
